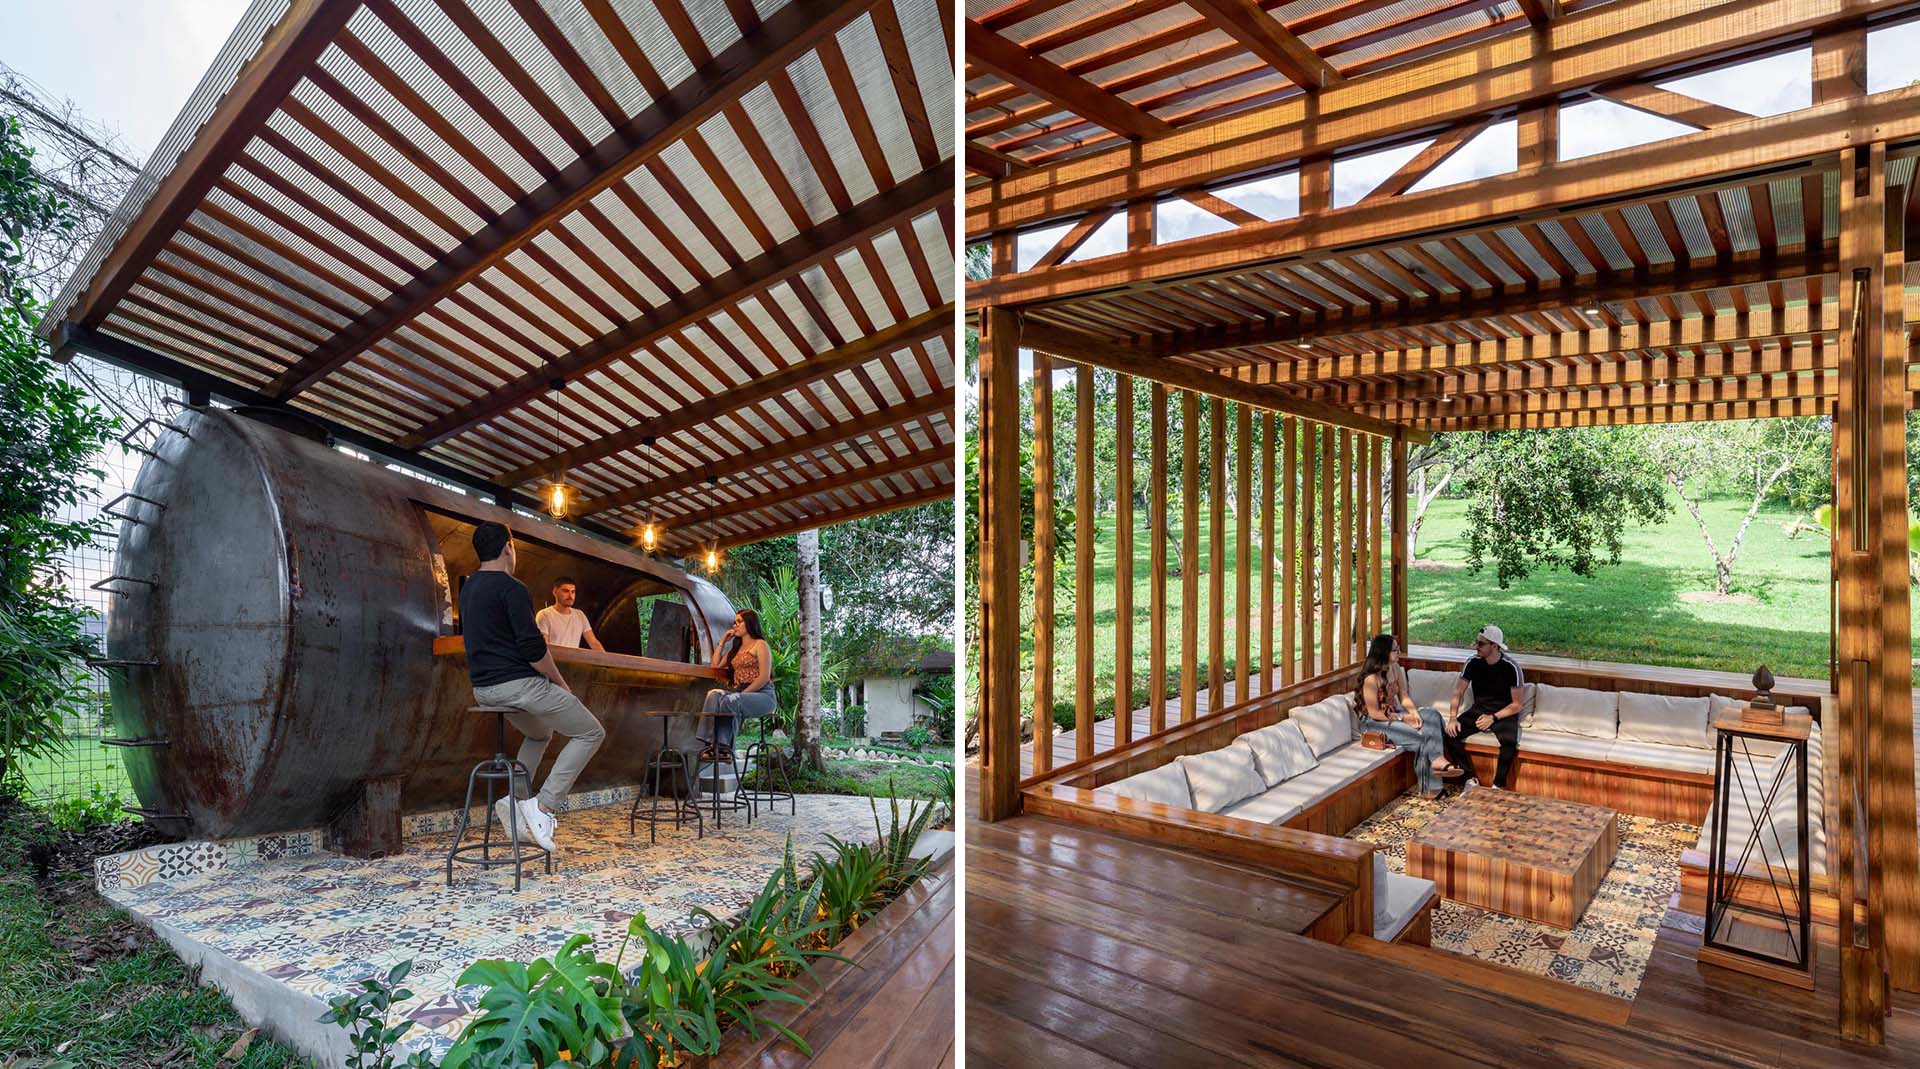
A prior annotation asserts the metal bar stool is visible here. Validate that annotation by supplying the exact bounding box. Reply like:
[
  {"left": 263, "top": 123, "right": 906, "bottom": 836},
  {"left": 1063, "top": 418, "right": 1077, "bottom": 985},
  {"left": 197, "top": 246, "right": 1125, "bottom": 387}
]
[
  {"left": 445, "top": 705, "right": 551, "bottom": 891},
  {"left": 741, "top": 716, "right": 796, "bottom": 817},
  {"left": 629, "top": 712, "right": 703, "bottom": 842},
  {"left": 697, "top": 712, "right": 752, "bottom": 831}
]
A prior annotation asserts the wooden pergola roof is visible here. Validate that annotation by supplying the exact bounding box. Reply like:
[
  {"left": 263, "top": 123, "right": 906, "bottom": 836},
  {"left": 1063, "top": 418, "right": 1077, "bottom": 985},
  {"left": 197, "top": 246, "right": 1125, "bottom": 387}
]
[
  {"left": 43, "top": 0, "right": 956, "bottom": 552},
  {"left": 966, "top": 0, "right": 1539, "bottom": 175},
  {"left": 966, "top": 0, "right": 1920, "bottom": 437}
]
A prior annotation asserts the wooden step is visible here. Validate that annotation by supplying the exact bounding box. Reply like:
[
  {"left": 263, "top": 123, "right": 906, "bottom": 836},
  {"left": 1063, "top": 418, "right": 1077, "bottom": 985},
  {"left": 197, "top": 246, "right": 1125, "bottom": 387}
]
[{"left": 1340, "top": 931, "right": 1634, "bottom": 1026}]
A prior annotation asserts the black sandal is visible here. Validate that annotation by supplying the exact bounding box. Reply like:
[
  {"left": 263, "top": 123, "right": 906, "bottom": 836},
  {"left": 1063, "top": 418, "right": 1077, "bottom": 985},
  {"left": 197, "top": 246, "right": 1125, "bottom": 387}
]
[{"left": 1433, "top": 763, "right": 1467, "bottom": 778}]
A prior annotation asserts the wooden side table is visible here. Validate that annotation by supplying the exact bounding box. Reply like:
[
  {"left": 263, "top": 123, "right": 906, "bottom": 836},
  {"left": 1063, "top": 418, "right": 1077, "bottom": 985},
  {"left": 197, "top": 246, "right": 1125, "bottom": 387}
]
[{"left": 1699, "top": 710, "right": 1813, "bottom": 989}]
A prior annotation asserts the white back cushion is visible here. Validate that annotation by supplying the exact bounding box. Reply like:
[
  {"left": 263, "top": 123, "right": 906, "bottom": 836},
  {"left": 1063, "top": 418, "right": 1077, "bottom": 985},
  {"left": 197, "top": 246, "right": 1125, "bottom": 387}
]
[
  {"left": 1618, "top": 691, "right": 1712, "bottom": 749},
  {"left": 1407, "top": 668, "right": 1462, "bottom": 711},
  {"left": 1102, "top": 762, "right": 1192, "bottom": 809},
  {"left": 1529, "top": 683, "right": 1618, "bottom": 739},
  {"left": 1176, "top": 745, "right": 1268, "bottom": 813},
  {"left": 1234, "top": 720, "right": 1320, "bottom": 787},
  {"left": 1291, "top": 695, "right": 1356, "bottom": 756}
]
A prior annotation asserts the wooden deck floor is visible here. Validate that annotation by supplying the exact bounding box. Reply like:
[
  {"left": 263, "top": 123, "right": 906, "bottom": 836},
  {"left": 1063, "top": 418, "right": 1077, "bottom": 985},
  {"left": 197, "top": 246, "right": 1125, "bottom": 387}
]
[
  {"left": 715, "top": 847, "right": 954, "bottom": 1068},
  {"left": 966, "top": 770, "right": 1920, "bottom": 1067}
]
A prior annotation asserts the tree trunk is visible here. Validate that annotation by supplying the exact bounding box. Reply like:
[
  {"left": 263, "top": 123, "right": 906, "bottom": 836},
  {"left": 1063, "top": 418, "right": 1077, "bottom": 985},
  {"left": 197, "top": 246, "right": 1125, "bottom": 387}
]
[{"left": 795, "top": 529, "right": 826, "bottom": 772}]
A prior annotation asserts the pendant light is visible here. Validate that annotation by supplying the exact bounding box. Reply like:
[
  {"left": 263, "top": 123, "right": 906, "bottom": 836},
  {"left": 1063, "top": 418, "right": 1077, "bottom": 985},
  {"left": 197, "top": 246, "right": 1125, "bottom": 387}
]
[
  {"left": 636, "top": 435, "right": 661, "bottom": 553},
  {"left": 545, "top": 470, "right": 571, "bottom": 519},
  {"left": 702, "top": 475, "right": 722, "bottom": 576},
  {"left": 543, "top": 378, "right": 570, "bottom": 518}
]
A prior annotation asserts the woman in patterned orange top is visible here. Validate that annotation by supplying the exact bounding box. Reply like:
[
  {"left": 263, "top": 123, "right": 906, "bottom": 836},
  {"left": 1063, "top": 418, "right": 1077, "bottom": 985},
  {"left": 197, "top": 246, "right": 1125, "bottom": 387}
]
[{"left": 697, "top": 608, "right": 775, "bottom": 758}]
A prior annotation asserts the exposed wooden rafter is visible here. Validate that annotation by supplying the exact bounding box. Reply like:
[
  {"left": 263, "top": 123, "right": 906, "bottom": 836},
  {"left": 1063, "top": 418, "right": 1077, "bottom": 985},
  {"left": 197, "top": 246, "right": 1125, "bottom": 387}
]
[
  {"left": 266, "top": 0, "right": 879, "bottom": 400},
  {"left": 404, "top": 164, "right": 949, "bottom": 450},
  {"left": 965, "top": 18, "right": 1175, "bottom": 141},
  {"left": 968, "top": 0, "right": 1896, "bottom": 235},
  {"left": 1184, "top": 0, "right": 1341, "bottom": 90}
]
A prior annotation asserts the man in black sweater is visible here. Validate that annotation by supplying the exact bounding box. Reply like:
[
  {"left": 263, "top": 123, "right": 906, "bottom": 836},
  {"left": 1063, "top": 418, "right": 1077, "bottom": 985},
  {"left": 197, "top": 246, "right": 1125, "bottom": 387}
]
[
  {"left": 1440, "top": 624, "right": 1526, "bottom": 790},
  {"left": 459, "top": 521, "right": 604, "bottom": 852}
]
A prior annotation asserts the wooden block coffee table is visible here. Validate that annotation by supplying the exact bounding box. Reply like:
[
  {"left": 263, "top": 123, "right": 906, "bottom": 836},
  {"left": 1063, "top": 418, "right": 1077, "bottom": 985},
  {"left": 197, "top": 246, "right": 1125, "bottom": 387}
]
[{"left": 1406, "top": 788, "right": 1619, "bottom": 929}]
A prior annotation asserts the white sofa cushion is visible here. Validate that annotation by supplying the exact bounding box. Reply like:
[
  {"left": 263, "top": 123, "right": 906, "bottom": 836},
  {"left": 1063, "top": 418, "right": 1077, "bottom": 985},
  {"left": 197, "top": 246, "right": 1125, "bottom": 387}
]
[
  {"left": 1234, "top": 720, "right": 1319, "bottom": 787},
  {"left": 1407, "top": 668, "right": 1462, "bottom": 712},
  {"left": 1618, "top": 691, "right": 1712, "bottom": 749},
  {"left": 1518, "top": 729, "right": 1616, "bottom": 763},
  {"left": 1099, "top": 762, "right": 1192, "bottom": 809},
  {"left": 1221, "top": 742, "right": 1398, "bottom": 825},
  {"left": 1529, "top": 683, "right": 1618, "bottom": 739},
  {"left": 1696, "top": 722, "right": 1826, "bottom": 878},
  {"left": 1291, "top": 695, "right": 1357, "bottom": 756},
  {"left": 1373, "top": 852, "right": 1437, "bottom": 942},
  {"left": 1176, "top": 745, "right": 1267, "bottom": 813},
  {"left": 1606, "top": 739, "right": 1717, "bottom": 775}
]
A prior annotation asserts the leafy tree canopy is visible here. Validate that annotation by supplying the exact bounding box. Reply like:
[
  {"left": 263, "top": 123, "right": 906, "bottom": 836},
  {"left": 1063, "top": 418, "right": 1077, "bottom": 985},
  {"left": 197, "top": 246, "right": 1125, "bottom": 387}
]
[{"left": 1451, "top": 428, "right": 1671, "bottom": 588}]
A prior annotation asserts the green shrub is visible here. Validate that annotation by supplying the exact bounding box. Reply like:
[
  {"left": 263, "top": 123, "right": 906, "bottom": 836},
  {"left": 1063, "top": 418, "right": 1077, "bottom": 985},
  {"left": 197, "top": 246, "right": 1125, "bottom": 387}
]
[
  {"left": 320, "top": 961, "right": 437, "bottom": 1069},
  {"left": 44, "top": 782, "right": 123, "bottom": 831},
  {"left": 841, "top": 706, "right": 867, "bottom": 737},
  {"left": 901, "top": 724, "right": 932, "bottom": 751}
]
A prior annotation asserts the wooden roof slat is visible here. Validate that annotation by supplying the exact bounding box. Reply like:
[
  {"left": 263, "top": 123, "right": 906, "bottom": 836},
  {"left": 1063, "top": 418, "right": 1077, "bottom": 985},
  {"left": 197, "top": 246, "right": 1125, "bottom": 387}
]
[
  {"left": 1595, "top": 82, "right": 1755, "bottom": 129},
  {"left": 575, "top": 388, "right": 955, "bottom": 516},
  {"left": 65, "top": 0, "right": 363, "bottom": 330},
  {"left": 965, "top": 18, "right": 1175, "bottom": 141},
  {"left": 967, "top": 0, "right": 1891, "bottom": 236},
  {"left": 268, "top": 0, "right": 879, "bottom": 399},
  {"left": 1184, "top": 0, "right": 1341, "bottom": 91}
]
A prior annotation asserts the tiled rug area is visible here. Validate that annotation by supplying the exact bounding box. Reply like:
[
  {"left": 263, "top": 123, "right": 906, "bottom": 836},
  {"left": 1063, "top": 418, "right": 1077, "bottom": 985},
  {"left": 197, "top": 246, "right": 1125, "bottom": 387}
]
[
  {"left": 100, "top": 795, "right": 888, "bottom": 1057},
  {"left": 1351, "top": 791, "right": 1698, "bottom": 1000}
]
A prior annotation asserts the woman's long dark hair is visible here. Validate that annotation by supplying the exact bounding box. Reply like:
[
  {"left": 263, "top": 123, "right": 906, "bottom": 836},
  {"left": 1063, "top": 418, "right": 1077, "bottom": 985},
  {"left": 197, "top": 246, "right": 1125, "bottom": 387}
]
[
  {"left": 1352, "top": 633, "right": 1397, "bottom": 717},
  {"left": 722, "top": 608, "right": 767, "bottom": 673}
]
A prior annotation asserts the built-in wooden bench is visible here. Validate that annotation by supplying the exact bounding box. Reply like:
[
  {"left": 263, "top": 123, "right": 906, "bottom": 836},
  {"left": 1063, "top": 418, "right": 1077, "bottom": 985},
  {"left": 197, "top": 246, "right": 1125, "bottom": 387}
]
[
  {"left": 1021, "top": 674, "right": 1436, "bottom": 946},
  {"left": 1405, "top": 646, "right": 1824, "bottom": 823}
]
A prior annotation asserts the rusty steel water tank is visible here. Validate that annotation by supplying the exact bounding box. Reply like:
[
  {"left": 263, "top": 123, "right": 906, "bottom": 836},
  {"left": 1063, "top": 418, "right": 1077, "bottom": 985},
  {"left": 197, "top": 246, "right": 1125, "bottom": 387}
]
[{"left": 105, "top": 406, "right": 733, "bottom": 840}]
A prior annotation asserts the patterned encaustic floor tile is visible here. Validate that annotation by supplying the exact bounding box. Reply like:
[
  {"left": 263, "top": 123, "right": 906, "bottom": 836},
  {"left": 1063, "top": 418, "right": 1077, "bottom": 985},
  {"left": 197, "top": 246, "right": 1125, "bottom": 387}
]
[
  {"left": 99, "top": 794, "right": 894, "bottom": 1057},
  {"left": 1351, "top": 790, "right": 1699, "bottom": 1001}
]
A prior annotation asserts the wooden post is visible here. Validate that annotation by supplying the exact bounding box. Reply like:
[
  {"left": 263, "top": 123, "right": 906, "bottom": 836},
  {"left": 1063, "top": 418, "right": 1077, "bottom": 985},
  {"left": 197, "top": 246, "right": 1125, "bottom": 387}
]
[
  {"left": 1319, "top": 425, "right": 1335, "bottom": 676},
  {"left": 1032, "top": 350, "right": 1055, "bottom": 777},
  {"left": 1300, "top": 422, "right": 1317, "bottom": 681},
  {"left": 1281, "top": 417, "right": 1297, "bottom": 687},
  {"left": 978, "top": 307, "right": 1022, "bottom": 822},
  {"left": 1151, "top": 385, "right": 1168, "bottom": 735},
  {"left": 1370, "top": 435, "right": 1384, "bottom": 638},
  {"left": 1343, "top": 430, "right": 1358, "bottom": 660},
  {"left": 1391, "top": 431, "right": 1409, "bottom": 645},
  {"left": 1115, "top": 376, "right": 1134, "bottom": 746},
  {"left": 1517, "top": 102, "right": 1558, "bottom": 173},
  {"left": 1261, "top": 412, "right": 1275, "bottom": 697},
  {"left": 1832, "top": 142, "right": 1896, "bottom": 1040},
  {"left": 1236, "top": 403, "right": 1252, "bottom": 704},
  {"left": 1076, "top": 366, "right": 1095, "bottom": 761},
  {"left": 1300, "top": 157, "right": 1331, "bottom": 216},
  {"left": 1182, "top": 390, "right": 1199, "bottom": 724},
  {"left": 1351, "top": 429, "right": 1367, "bottom": 652},
  {"left": 1210, "top": 397, "right": 1227, "bottom": 707}
]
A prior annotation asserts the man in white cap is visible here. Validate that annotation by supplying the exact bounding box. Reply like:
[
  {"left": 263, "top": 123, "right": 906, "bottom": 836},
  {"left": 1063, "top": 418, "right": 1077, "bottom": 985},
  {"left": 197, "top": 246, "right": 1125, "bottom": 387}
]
[{"left": 1440, "top": 624, "right": 1525, "bottom": 790}]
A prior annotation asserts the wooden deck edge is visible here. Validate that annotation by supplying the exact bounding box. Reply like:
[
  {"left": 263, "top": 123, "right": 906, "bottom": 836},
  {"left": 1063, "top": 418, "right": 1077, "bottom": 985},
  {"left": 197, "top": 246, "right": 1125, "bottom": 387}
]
[
  {"left": 705, "top": 852, "right": 956, "bottom": 1067},
  {"left": 1338, "top": 932, "right": 1635, "bottom": 1027}
]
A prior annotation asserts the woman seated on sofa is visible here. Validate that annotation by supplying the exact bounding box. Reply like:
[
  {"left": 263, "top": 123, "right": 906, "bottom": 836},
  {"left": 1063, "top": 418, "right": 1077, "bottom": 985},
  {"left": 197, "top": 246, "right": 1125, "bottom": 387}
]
[{"left": 1355, "top": 634, "right": 1465, "bottom": 799}]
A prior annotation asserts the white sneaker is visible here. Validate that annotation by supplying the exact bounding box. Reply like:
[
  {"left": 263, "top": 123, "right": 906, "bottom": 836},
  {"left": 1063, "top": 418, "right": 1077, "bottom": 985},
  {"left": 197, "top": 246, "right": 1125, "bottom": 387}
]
[
  {"left": 1463, "top": 778, "right": 1481, "bottom": 790},
  {"left": 520, "top": 798, "right": 557, "bottom": 852},
  {"left": 492, "top": 796, "right": 514, "bottom": 835}
]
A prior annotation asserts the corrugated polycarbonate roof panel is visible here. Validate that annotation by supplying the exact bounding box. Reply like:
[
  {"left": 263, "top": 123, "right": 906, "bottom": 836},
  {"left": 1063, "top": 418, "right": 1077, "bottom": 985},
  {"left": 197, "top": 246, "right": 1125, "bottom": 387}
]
[{"left": 786, "top": 49, "right": 882, "bottom": 205}]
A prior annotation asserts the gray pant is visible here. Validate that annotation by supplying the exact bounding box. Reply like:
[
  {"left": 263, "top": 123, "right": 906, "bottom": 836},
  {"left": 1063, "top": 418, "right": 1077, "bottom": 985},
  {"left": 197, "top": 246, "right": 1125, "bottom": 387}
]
[
  {"left": 1371, "top": 707, "right": 1450, "bottom": 793},
  {"left": 699, "top": 687, "right": 776, "bottom": 750},
  {"left": 472, "top": 675, "right": 606, "bottom": 811}
]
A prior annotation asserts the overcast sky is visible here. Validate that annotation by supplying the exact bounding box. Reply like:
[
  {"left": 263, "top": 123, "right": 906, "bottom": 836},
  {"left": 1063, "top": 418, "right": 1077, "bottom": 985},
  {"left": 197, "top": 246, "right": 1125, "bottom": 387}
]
[{"left": 0, "top": 0, "right": 252, "bottom": 162}]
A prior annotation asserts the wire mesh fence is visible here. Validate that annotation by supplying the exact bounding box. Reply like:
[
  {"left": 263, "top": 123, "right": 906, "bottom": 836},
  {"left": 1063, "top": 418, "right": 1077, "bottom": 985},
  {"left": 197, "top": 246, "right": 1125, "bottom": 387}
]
[{"left": 19, "top": 354, "right": 181, "bottom": 807}]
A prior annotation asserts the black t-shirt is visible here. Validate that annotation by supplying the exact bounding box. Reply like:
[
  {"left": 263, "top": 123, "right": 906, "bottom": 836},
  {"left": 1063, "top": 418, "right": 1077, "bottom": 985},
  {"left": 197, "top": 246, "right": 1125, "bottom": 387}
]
[
  {"left": 459, "top": 571, "right": 547, "bottom": 688},
  {"left": 1460, "top": 656, "right": 1522, "bottom": 718}
]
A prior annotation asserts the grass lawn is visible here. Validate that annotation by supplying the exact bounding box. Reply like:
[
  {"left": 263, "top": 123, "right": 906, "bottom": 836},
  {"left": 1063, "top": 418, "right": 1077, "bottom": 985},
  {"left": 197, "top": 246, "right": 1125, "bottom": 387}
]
[
  {"left": 767, "top": 758, "right": 952, "bottom": 803},
  {"left": 0, "top": 798, "right": 310, "bottom": 1068},
  {"left": 1030, "top": 492, "right": 1845, "bottom": 727},
  {"left": 15, "top": 746, "right": 132, "bottom": 807},
  {"left": 1410, "top": 495, "right": 1837, "bottom": 681}
]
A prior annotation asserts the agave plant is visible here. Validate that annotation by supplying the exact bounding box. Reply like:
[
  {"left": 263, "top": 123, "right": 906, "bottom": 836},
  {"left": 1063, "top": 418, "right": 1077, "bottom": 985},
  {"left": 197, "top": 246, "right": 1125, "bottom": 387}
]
[{"left": 810, "top": 837, "right": 891, "bottom": 936}]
